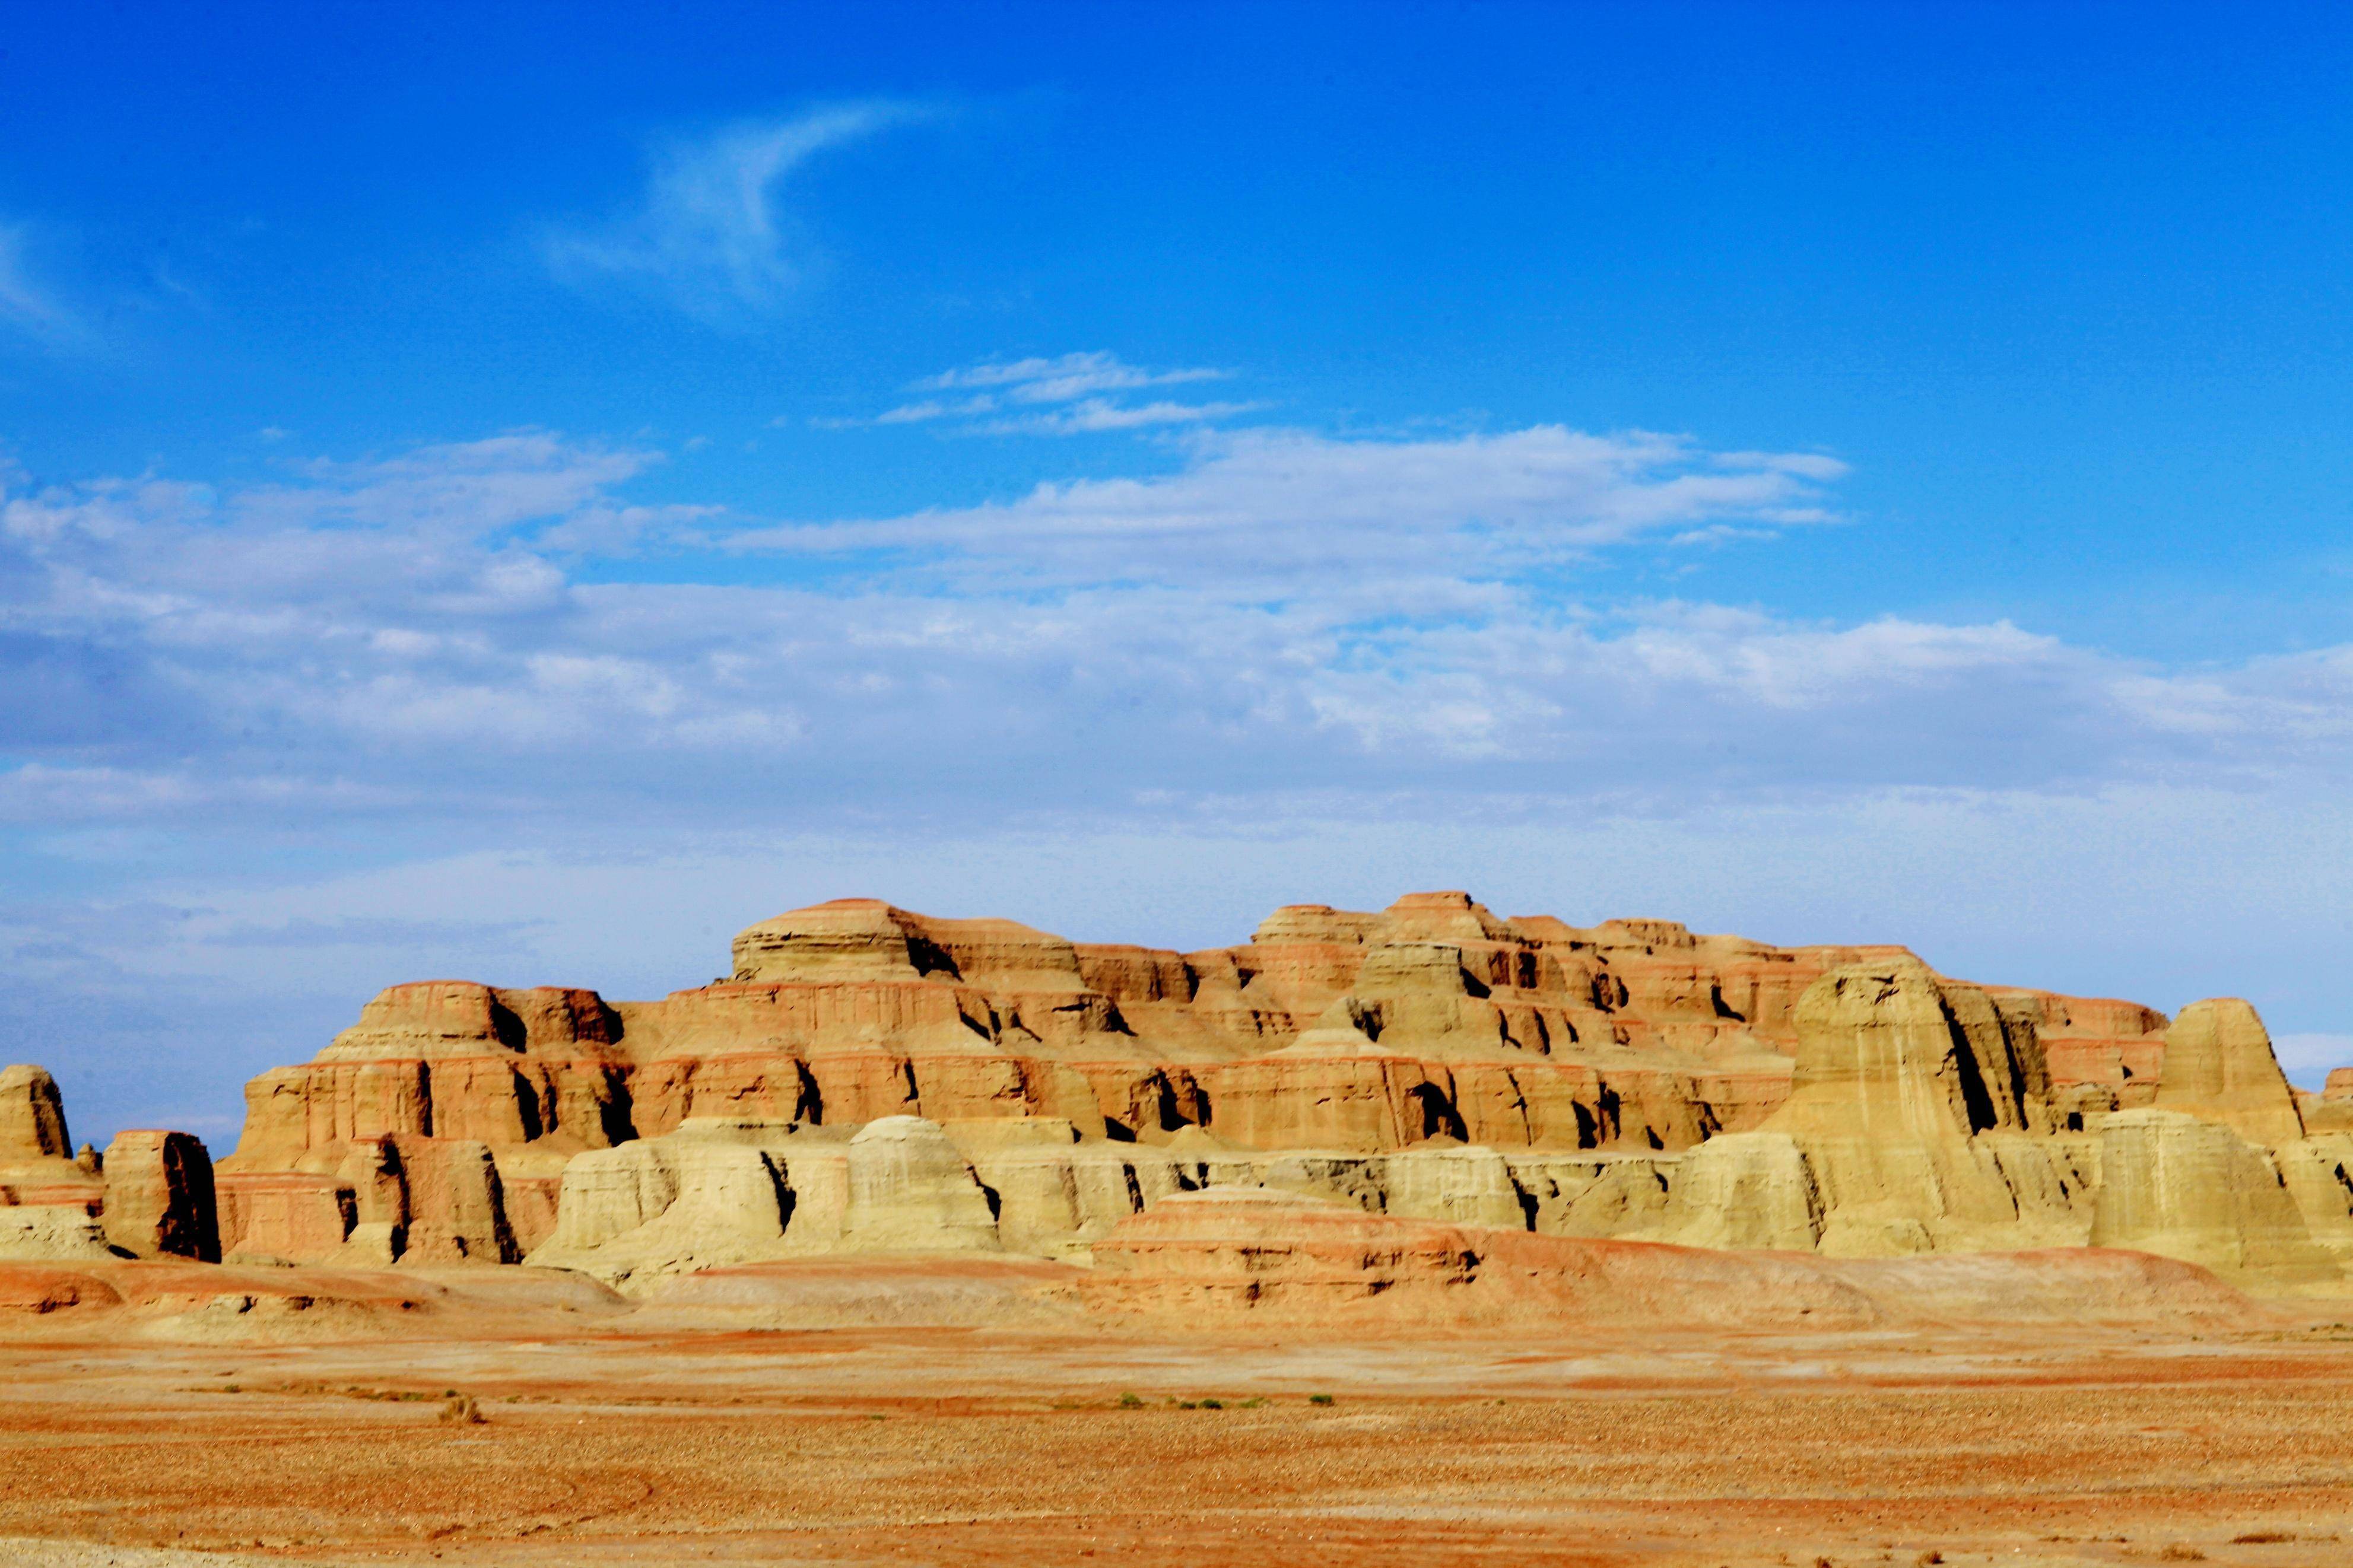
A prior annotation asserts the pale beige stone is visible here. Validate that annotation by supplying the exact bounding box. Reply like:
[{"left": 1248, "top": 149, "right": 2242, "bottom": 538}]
[
  {"left": 2090, "top": 1109, "right": 2341, "bottom": 1290},
  {"left": 2152, "top": 998, "right": 2306, "bottom": 1148}
]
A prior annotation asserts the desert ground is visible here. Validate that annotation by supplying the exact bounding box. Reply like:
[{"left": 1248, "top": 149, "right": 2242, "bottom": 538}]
[{"left": 4, "top": 1257, "right": 2352, "bottom": 1568}]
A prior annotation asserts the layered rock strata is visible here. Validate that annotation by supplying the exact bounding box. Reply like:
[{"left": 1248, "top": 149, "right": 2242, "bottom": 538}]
[{"left": 108, "top": 890, "right": 2349, "bottom": 1293}]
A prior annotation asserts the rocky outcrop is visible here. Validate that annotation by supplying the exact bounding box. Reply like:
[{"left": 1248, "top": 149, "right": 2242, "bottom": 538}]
[
  {"left": 1077, "top": 1187, "right": 2246, "bottom": 1330},
  {"left": 193, "top": 890, "right": 2353, "bottom": 1296},
  {"left": 218, "top": 1133, "right": 516, "bottom": 1266},
  {"left": 1, "top": 1069, "right": 221, "bottom": 1262},
  {"left": 1670, "top": 959, "right": 2092, "bottom": 1258},
  {"left": 2089, "top": 1110, "right": 2342, "bottom": 1290},
  {"left": 0, "top": 1066, "right": 71, "bottom": 1162},
  {"left": 1644, "top": 1131, "right": 1821, "bottom": 1252},
  {"left": 2152, "top": 998, "right": 2306, "bottom": 1147},
  {"left": 101, "top": 1131, "right": 219, "bottom": 1261}
]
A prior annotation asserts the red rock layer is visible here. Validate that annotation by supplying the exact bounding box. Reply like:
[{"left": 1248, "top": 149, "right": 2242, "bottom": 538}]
[{"left": 220, "top": 892, "right": 2187, "bottom": 1261}]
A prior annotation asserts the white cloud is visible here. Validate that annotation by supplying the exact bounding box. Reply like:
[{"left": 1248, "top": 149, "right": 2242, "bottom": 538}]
[
  {"left": 837, "top": 351, "right": 1249, "bottom": 434},
  {"left": 4, "top": 419, "right": 2345, "bottom": 835},
  {"left": 977, "top": 397, "right": 1265, "bottom": 435},
  {"left": 918, "top": 350, "right": 1227, "bottom": 402},
  {"left": 543, "top": 104, "right": 916, "bottom": 317},
  {"left": 742, "top": 424, "right": 1845, "bottom": 594}
]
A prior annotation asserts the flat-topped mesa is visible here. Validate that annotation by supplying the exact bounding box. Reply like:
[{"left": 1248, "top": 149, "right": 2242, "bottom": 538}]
[
  {"left": 1250, "top": 904, "right": 1383, "bottom": 946},
  {"left": 211, "top": 889, "right": 2353, "bottom": 1286},
  {"left": 729, "top": 899, "right": 961, "bottom": 984},
  {"left": 226, "top": 979, "right": 633, "bottom": 1174},
  {"left": 728, "top": 899, "right": 1098, "bottom": 993}
]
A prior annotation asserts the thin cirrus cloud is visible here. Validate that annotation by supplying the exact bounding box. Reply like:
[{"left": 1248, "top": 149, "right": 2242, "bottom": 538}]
[
  {"left": 742, "top": 423, "right": 1846, "bottom": 593},
  {"left": 821, "top": 351, "right": 1262, "bottom": 435},
  {"left": 0, "top": 221, "right": 90, "bottom": 352},
  {"left": 542, "top": 103, "right": 919, "bottom": 319}
]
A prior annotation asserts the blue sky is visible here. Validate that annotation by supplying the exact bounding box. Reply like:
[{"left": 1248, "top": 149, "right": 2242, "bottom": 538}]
[{"left": 4, "top": 2, "right": 2351, "bottom": 1144}]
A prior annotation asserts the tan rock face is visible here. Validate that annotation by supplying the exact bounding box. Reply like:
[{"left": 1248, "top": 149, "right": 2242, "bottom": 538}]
[
  {"left": 203, "top": 890, "right": 2353, "bottom": 1293},
  {"left": 0, "top": 1066, "right": 71, "bottom": 1162},
  {"left": 101, "top": 1131, "right": 220, "bottom": 1261},
  {"left": 1706, "top": 959, "right": 2095, "bottom": 1259},
  {"left": 2153, "top": 998, "right": 2306, "bottom": 1147},
  {"left": 0, "top": 1071, "right": 220, "bottom": 1263},
  {"left": 2090, "top": 1109, "right": 2342, "bottom": 1290}
]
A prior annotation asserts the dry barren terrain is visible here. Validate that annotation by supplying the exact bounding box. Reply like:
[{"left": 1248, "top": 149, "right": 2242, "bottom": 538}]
[{"left": 4, "top": 1258, "right": 2352, "bottom": 1567}]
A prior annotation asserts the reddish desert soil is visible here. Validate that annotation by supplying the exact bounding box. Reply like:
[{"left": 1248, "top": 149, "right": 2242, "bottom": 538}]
[{"left": 4, "top": 1259, "right": 2353, "bottom": 1567}]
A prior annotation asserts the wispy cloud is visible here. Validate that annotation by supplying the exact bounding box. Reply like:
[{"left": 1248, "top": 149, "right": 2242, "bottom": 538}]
[
  {"left": 745, "top": 424, "right": 1844, "bottom": 592},
  {"left": 7, "top": 421, "right": 2346, "bottom": 832},
  {"left": 543, "top": 104, "right": 917, "bottom": 319},
  {"left": 833, "top": 350, "right": 1257, "bottom": 434},
  {"left": 0, "top": 221, "right": 90, "bottom": 352}
]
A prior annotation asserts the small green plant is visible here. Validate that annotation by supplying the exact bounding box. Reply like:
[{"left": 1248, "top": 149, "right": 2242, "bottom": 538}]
[
  {"left": 1198, "top": 1398, "right": 1224, "bottom": 1410},
  {"left": 1308, "top": 1393, "right": 1333, "bottom": 1406},
  {"left": 1176, "top": 1400, "right": 1196, "bottom": 1410},
  {"left": 1116, "top": 1392, "right": 1143, "bottom": 1408}
]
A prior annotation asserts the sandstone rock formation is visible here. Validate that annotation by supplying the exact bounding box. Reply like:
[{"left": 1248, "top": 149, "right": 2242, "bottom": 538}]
[
  {"left": 1662, "top": 956, "right": 2097, "bottom": 1259},
  {"left": 1, "top": 1065, "right": 72, "bottom": 1162},
  {"left": 1, "top": 1068, "right": 220, "bottom": 1263},
  {"left": 2089, "top": 1109, "right": 2342, "bottom": 1290},
  {"left": 101, "top": 1131, "right": 218, "bottom": 1262},
  {"left": 1077, "top": 1187, "right": 2250, "bottom": 1330},
  {"left": 2152, "top": 998, "right": 2306, "bottom": 1146},
  {"left": 60, "top": 887, "right": 2333, "bottom": 1297}
]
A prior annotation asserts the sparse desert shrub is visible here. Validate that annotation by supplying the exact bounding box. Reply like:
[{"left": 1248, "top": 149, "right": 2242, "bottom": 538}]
[
  {"left": 1198, "top": 1397, "right": 1224, "bottom": 1410},
  {"left": 1308, "top": 1393, "right": 1333, "bottom": 1406},
  {"left": 438, "top": 1395, "right": 484, "bottom": 1425},
  {"left": 1117, "top": 1392, "right": 1142, "bottom": 1408},
  {"left": 2231, "top": 1534, "right": 2292, "bottom": 1544},
  {"left": 2158, "top": 1548, "right": 2207, "bottom": 1563},
  {"left": 1917, "top": 1553, "right": 1944, "bottom": 1565}
]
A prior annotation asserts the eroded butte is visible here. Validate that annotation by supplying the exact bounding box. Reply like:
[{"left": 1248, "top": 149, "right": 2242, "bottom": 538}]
[{"left": 8, "top": 890, "right": 2353, "bottom": 1566}]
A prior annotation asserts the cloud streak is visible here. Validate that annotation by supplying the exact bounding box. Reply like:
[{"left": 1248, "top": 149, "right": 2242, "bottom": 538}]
[
  {"left": 0, "top": 221, "right": 90, "bottom": 352},
  {"left": 544, "top": 104, "right": 917, "bottom": 318},
  {"left": 836, "top": 351, "right": 1256, "bottom": 435}
]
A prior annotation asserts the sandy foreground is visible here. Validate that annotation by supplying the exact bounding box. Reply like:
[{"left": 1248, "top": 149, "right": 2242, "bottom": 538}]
[{"left": 3, "top": 1258, "right": 2352, "bottom": 1568}]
